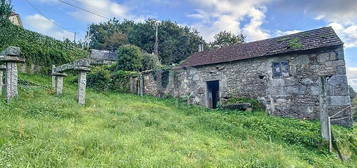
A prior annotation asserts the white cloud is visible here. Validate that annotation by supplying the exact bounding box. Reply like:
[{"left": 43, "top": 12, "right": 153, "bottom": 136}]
[
  {"left": 24, "top": 14, "right": 74, "bottom": 40},
  {"left": 275, "top": 30, "right": 302, "bottom": 37},
  {"left": 69, "top": 0, "right": 129, "bottom": 23},
  {"left": 347, "top": 67, "right": 357, "bottom": 91},
  {"left": 275, "top": 0, "right": 357, "bottom": 48},
  {"left": 188, "top": 0, "right": 271, "bottom": 42}
]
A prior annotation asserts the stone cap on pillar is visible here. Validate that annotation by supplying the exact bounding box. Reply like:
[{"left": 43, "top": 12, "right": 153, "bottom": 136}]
[
  {"left": 0, "top": 56, "right": 26, "bottom": 63},
  {"left": 0, "top": 46, "right": 21, "bottom": 56},
  {"left": 0, "top": 46, "right": 25, "bottom": 63},
  {"left": 73, "top": 66, "right": 91, "bottom": 72},
  {"left": 52, "top": 72, "right": 68, "bottom": 77}
]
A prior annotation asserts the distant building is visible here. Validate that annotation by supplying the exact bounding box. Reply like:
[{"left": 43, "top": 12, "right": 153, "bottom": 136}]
[{"left": 9, "top": 12, "right": 23, "bottom": 27}]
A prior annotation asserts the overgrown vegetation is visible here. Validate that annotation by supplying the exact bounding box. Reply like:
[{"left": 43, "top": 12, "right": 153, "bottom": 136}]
[
  {"left": 86, "top": 65, "right": 139, "bottom": 92},
  {"left": 1, "top": 0, "right": 87, "bottom": 70},
  {"left": 0, "top": 22, "right": 88, "bottom": 69},
  {"left": 210, "top": 31, "right": 245, "bottom": 48},
  {"left": 0, "top": 74, "right": 356, "bottom": 167},
  {"left": 87, "top": 19, "right": 205, "bottom": 65},
  {"left": 288, "top": 38, "right": 304, "bottom": 49},
  {"left": 222, "top": 97, "right": 265, "bottom": 111}
]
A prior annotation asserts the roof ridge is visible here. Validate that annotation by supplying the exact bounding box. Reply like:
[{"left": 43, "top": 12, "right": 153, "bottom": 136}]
[{"left": 180, "top": 26, "right": 342, "bottom": 68}]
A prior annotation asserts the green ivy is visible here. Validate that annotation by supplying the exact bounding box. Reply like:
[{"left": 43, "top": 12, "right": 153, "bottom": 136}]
[{"left": 0, "top": 21, "right": 88, "bottom": 69}]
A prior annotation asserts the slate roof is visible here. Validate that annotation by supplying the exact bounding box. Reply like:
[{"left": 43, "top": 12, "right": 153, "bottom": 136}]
[
  {"left": 90, "top": 49, "right": 117, "bottom": 61},
  {"left": 179, "top": 27, "right": 343, "bottom": 68}
]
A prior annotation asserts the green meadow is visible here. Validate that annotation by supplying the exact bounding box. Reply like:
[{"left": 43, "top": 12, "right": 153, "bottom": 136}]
[{"left": 0, "top": 74, "right": 356, "bottom": 168}]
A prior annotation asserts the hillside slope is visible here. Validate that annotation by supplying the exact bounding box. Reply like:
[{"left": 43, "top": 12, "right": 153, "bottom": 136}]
[{"left": 0, "top": 74, "right": 356, "bottom": 168}]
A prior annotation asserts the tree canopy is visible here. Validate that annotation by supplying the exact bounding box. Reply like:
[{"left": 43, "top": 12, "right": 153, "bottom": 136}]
[
  {"left": 0, "top": 0, "right": 11, "bottom": 21},
  {"left": 86, "top": 19, "right": 205, "bottom": 65},
  {"left": 210, "top": 31, "right": 245, "bottom": 48},
  {"left": 116, "top": 45, "right": 143, "bottom": 71}
]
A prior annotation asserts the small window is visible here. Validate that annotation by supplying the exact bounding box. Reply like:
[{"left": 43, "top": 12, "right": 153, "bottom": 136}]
[{"left": 272, "top": 61, "right": 289, "bottom": 78}]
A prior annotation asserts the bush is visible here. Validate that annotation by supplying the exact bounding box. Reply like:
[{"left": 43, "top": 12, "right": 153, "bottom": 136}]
[
  {"left": 87, "top": 66, "right": 139, "bottom": 92},
  {"left": 116, "top": 45, "right": 143, "bottom": 71},
  {"left": 142, "top": 52, "right": 161, "bottom": 71},
  {"left": 349, "top": 85, "right": 356, "bottom": 100},
  {"left": 222, "top": 97, "right": 265, "bottom": 111}
]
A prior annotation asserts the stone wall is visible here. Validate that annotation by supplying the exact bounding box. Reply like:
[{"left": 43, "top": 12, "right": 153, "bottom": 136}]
[{"left": 136, "top": 46, "right": 353, "bottom": 126}]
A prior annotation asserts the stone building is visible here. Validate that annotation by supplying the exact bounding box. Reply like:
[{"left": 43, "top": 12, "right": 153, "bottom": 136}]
[
  {"left": 132, "top": 27, "right": 353, "bottom": 126},
  {"left": 9, "top": 12, "right": 23, "bottom": 27}
]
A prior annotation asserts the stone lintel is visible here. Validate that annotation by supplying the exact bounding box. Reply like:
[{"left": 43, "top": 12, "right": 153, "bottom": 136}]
[
  {"left": 52, "top": 72, "right": 68, "bottom": 77},
  {"left": 0, "top": 56, "right": 25, "bottom": 63},
  {"left": 74, "top": 66, "right": 91, "bottom": 72}
]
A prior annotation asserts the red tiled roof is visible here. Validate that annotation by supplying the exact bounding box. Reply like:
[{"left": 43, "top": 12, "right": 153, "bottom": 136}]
[{"left": 179, "top": 27, "right": 343, "bottom": 67}]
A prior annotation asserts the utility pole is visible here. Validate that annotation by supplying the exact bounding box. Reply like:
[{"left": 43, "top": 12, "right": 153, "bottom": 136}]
[
  {"left": 74, "top": 32, "right": 77, "bottom": 43},
  {"left": 154, "top": 21, "right": 159, "bottom": 56}
]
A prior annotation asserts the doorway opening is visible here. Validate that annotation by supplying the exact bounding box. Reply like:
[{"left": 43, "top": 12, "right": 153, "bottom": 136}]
[{"left": 207, "top": 80, "right": 220, "bottom": 109}]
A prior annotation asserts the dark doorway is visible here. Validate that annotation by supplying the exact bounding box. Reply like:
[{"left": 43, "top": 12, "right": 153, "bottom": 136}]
[{"left": 207, "top": 80, "right": 220, "bottom": 109}]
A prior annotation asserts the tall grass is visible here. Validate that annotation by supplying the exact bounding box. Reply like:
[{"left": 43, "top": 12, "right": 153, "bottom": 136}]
[{"left": 0, "top": 74, "right": 356, "bottom": 167}]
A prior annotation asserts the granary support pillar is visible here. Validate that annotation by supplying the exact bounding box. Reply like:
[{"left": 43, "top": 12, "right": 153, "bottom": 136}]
[
  {"left": 138, "top": 74, "right": 144, "bottom": 96},
  {"left": 0, "top": 46, "right": 25, "bottom": 103},
  {"left": 52, "top": 65, "right": 56, "bottom": 89},
  {"left": 52, "top": 72, "right": 67, "bottom": 96},
  {"left": 0, "top": 65, "right": 5, "bottom": 96},
  {"left": 76, "top": 67, "right": 90, "bottom": 105}
]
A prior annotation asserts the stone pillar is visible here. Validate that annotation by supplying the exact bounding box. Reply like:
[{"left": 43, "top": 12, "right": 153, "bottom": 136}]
[
  {"left": 52, "top": 72, "right": 67, "bottom": 96},
  {"left": 78, "top": 71, "right": 87, "bottom": 105},
  {"left": 320, "top": 76, "right": 332, "bottom": 151},
  {"left": 52, "top": 65, "right": 56, "bottom": 89},
  {"left": 139, "top": 74, "right": 144, "bottom": 96},
  {"left": 75, "top": 67, "right": 90, "bottom": 105},
  {"left": 0, "top": 65, "right": 5, "bottom": 96},
  {"left": 0, "top": 46, "right": 25, "bottom": 103}
]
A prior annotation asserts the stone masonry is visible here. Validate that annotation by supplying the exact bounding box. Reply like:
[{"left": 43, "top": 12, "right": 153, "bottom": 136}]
[
  {"left": 0, "top": 46, "right": 25, "bottom": 103},
  {"left": 132, "top": 27, "right": 353, "bottom": 127}
]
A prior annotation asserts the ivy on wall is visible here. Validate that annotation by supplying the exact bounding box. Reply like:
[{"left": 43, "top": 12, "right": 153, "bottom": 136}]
[{"left": 0, "top": 21, "right": 88, "bottom": 69}]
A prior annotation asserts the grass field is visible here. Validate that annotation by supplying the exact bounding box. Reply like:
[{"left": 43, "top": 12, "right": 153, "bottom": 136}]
[{"left": 0, "top": 74, "right": 356, "bottom": 167}]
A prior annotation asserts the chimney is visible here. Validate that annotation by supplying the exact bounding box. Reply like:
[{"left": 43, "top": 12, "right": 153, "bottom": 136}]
[{"left": 198, "top": 44, "right": 204, "bottom": 52}]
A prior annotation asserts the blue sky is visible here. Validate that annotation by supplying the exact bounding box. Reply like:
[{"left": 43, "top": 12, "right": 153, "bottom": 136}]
[{"left": 12, "top": 0, "right": 357, "bottom": 90}]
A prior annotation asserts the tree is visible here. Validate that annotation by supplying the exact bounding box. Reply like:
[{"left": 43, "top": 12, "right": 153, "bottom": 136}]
[
  {"left": 86, "top": 19, "right": 205, "bottom": 65},
  {"left": 142, "top": 52, "right": 161, "bottom": 71},
  {"left": 103, "top": 32, "right": 128, "bottom": 51},
  {"left": 116, "top": 45, "right": 143, "bottom": 71},
  {"left": 0, "top": 0, "right": 12, "bottom": 22},
  {"left": 349, "top": 85, "right": 356, "bottom": 100},
  {"left": 210, "top": 31, "right": 245, "bottom": 48}
]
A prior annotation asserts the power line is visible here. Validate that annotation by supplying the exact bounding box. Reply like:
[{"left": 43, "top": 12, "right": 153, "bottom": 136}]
[
  {"left": 24, "top": 0, "right": 72, "bottom": 32},
  {"left": 56, "top": 0, "right": 110, "bottom": 20}
]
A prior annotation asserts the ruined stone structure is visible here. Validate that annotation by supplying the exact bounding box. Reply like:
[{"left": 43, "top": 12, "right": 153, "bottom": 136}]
[
  {"left": 52, "top": 59, "right": 91, "bottom": 105},
  {"left": 0, "top": 46, "right": 25, "bottom": 103},
  {"left": 131, "top": 27, "right": 353, "bottom": 126}
]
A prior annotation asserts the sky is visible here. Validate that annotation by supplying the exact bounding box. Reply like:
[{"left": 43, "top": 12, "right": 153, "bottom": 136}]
[{"left": 11, "top": 0, "right": 357, "bottom": 90}]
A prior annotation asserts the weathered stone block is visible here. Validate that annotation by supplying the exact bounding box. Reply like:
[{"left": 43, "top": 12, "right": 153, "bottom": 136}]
[
  {"left": 317, "top": 53, "right": 330, "bottom": 63},
  {"left": 0, "top": 46, "right": 21, "bottom": 56},
  {"left": 328, "top": 96, "right": 350, "bottom": 106}
]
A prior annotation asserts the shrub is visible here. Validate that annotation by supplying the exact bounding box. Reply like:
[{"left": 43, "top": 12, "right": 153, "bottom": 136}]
[
  {"left": 349, "top": 85, "right": 356, "bottom": 100},
  {"left": 142, "top": 52, "right": 161, "bottom": 71},
  {"left": 222, "top": 97, "right": 265, "bottom": 111},
  {"left": 87, "top": 66, "right": 139, "bottom": 92},
  {"left": 116, "top": 45, "right": 143, "bottom": 71}
]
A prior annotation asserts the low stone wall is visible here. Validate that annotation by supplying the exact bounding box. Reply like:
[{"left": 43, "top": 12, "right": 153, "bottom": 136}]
[{"left": 18, "top": 64, "right": 44, "bottom": 74}]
